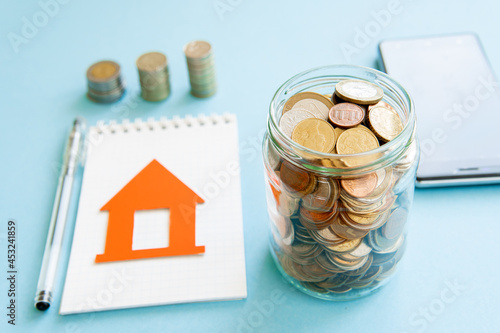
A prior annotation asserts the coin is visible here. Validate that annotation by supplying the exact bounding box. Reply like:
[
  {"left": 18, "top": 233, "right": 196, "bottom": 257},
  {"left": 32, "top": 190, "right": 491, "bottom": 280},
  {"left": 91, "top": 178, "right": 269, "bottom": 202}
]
[
  {"left": 331, "top": 91, "right": 346, "bottom": 105},
  {"left": 276, "top": 191, "right": 300, "bottom": 217},
  {"left": 323, "top": 238, "right": 361, "bottom": 254},
  {"left": 86, "top": 60, "right": 125, "bottom": 103},
  {"left": 87, "top": 86, "right": 125, "bottom": 104},
  {"left": 184, "top": 40, "right": 212, "bottom": 59},
  {"left": 267, "top": 141, "right": 281, "bottom": 170},
  {"left": 137, "top": 52, "right": 167, "bottom": 72},
  {"left": 279, "top": 161, "right": 311, "bottom": 193},
  {"left": 328, "top": 253, "right": 368, "bottom": 271},
  {"left": 343, "top": 210, "right": 389, "bottom": 231},
  {"left": 291, "top": 118, "right": 336, "bottom": 153},
  {"left": 309, "top": 225, "right": 344, "bottom": 245},
  {"left": 343, "top": 253, "right": 373, "bottom": 277},
  {"left": 283, "top": 92, "right": 333, "bottom": 118},
  {"left": 368, "top": 100, "right": 395, "bottom": 112},
  {"left": 294, "top": 221, "right": 318, "bottom": 244},
  {"left": 328, "top": 103, "right": 365, "bottom": 128},
  {"left": 279, "top": 108, "right": 316, "bottom": 138},
  {"left": 396, "top": 140, "right": 418, "bottom": 168},
  {"left": 302, "top": 177, "right": 339, "bottom": 212},
  {"left": 346, "top": 241, "right": 372, "bottom": 258},
  {"left": 87, "top": 61, "right": 120, "bottom": 82},
  {"left": 336, "top": 128, "right": 380, "bottom": 155},
  {"left": 302, "top": 261, "right": 334, "bottom": 279},
  {"left": 340, "top": 172, "right": 378, "bottom": 198},
  {"left": 300, "top": 206, "right": 336, "bottom": 223},
  {"left": 355, "top": 124, "right": 372, "bottom": 133},
  {"left": 345, "top": 212, "right": 380, "bottom": 225},
  {"left": 350, "top": 266, "right": 382, "bottom": 287},
  {"left": 269, "top": 82, "right": 414, "bottom": 297},
  {"left": 136, "top": 52, "right": 170, "bottom": 102},
  {"left": 291, "top": 242, "right": 323, "bottom": 260},
  {"left": 330, "top": 216, "right": 369, "bottom": 240},
  {"left": 333, "top": 127, "right": 345, "bottom": 144},
  {"left": 365, "top": 166, "right": 393, "bottom": 200},
  {"left": 381, "top": 208, "right": 408, "bottom": 239},
  {"left": 271, "top": 215, "right": 295, "bottom": 246},
  {"left": 329, "top": 284, "right": 353, "bottom": 293},
  {"left": 299, "top": 215, "right": 333, "bottom": 232},
  {"left": 315, "top": 254, "right": 345, "bottom": 273},
  {"left": 335, "top": 79, "right": 384, "bottom": 105},
  {"left": 184, "top": 40, "right": 216, "bottom": 98},
  {"left": 368, "top": 106, "right": 404, "bottom": 142}
]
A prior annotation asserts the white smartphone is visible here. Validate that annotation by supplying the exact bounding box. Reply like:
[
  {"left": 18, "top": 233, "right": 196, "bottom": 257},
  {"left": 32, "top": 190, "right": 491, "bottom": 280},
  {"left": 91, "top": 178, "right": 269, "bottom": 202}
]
[{"left": 379, "top": 33, "right": 500, "bottom": 187}]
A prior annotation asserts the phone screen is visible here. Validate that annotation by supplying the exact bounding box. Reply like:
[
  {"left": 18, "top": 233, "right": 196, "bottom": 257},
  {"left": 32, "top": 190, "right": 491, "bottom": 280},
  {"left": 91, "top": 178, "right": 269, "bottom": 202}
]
[{"left": 379, "top": 33, "right": 500, "bottom": 183}]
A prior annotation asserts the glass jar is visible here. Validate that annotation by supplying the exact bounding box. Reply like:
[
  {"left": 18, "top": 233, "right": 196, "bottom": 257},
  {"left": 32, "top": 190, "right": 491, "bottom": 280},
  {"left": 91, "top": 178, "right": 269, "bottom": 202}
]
[{"left": 262, "top": 65, "right": 419, "bottom": 300}]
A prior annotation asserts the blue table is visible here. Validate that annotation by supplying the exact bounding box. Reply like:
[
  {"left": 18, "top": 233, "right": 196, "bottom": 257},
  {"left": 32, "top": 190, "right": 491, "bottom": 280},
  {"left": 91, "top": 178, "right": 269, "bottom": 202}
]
[{"left": 1, "top": 0, "right": 500, "bottom": 332}]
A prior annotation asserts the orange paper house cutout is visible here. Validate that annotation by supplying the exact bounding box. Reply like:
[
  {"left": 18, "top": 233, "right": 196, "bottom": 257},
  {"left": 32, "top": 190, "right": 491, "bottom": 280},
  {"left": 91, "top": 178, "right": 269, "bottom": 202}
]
[{"left": 95, "top": 159, "right": 205, "bottom": 263}]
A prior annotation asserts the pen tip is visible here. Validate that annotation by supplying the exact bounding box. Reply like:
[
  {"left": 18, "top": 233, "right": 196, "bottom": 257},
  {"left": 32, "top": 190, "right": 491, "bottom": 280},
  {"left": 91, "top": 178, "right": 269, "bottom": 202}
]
[
  {"left": 36, "top": 302, "right": 50, "bottom": 311},
  {"left": 74, "top": 116, "right": 87, "bottom": 128}
]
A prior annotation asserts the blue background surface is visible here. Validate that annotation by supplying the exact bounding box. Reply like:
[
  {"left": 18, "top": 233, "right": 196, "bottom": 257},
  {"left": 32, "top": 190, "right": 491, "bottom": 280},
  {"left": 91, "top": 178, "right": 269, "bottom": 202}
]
[{"left": 1, "top": 0, "right": 500, "bottom": 332}]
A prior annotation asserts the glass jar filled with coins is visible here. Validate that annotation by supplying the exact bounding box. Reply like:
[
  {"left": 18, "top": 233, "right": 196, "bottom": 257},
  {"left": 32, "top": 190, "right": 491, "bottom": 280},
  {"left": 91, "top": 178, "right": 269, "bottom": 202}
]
[{"left": 263, "top": 65, "right": 419, "bottom": 300}]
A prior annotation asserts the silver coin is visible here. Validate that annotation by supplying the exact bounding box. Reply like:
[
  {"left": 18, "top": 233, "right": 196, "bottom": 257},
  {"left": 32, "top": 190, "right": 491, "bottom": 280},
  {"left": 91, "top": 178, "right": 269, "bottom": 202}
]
[
  {"left": 292, "top": 99, "right": 330, "bottom": 120},
  {"left": 335, "top": 79, "right": 383, "bottom": 105},
  {"left": 279, "top": 108, "right": 316, "bottom": 138}
]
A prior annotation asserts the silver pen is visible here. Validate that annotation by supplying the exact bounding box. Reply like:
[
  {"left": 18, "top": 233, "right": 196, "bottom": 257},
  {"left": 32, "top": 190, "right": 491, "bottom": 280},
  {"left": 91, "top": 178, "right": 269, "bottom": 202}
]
[{"left": 35, "top": 117, "right": 86, "bottom": 311}]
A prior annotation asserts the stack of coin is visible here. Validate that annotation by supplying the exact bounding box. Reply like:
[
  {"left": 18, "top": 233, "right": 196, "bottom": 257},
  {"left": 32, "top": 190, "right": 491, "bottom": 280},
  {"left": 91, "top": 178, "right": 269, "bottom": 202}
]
[
  {"left": 184, "top": 40, "right": 217, "bottom": 98},
  {"left": 136, "top": 52, "right": 171, "bottom": 102},
  {"left": 86, "top": 60, "right": 125, "bottom": 103},
  {"left": 267, "top": 78, "right": 413, "bottom": 295}
]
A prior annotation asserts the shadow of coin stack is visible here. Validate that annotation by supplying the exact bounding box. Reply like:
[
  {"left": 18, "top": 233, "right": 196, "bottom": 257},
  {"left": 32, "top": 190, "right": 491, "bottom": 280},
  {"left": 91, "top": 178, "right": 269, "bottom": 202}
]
[
  {"left": 136, "top": 52, "right": 171, "bottom": 102},
  {"left": 184, "top": 40, "right": 217, "bottom": 98},
  {"left": 86, "top": 60, "right": 126, "bottom": 103}
]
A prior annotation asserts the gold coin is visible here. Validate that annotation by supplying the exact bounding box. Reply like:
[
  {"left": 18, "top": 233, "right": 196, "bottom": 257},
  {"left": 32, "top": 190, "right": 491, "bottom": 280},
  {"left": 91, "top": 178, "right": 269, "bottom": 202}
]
[
  {"left": 332, "top": 125, "right": 371, "bottom": 151},
  {"left": 368, "top": 106, "right": 404, "bottom": 142},
  {"left": 282, "top": 92, "right": 333, "bottom": 117},
  {"left": 136, "top": 52, "right": 167, "bottom": 72},
  {"left": 368, "top": 100, "right": 395, "bottom": 112},
  {"left": 335, "top": 79, "right": 383, "bottom": 105},
  {"left": 183, "top": 40, "right": 212, "bottom": 59},
  {"left": 345, "top": 212, "right": 380, "bottom": 225},
  {"left": 337, "top": 128, "right": 380, "bottom": 167},
  {"left": 336, "top": 128, "right": 380, "bottom": 155},
  {"left": 291, "top": 118, "right": 336, "bottom": 153},
  {"left": 333, "top": 127, "right": 345, "bottom": 145},
  {"left": 326, "top": 238, "right": 361, "bottom": 253},
  {"left": 355, "top": 124, "right": 371, "bottom": 133},
  {"left": 87, "top": 61, "right": 119, "bottom": 81}
]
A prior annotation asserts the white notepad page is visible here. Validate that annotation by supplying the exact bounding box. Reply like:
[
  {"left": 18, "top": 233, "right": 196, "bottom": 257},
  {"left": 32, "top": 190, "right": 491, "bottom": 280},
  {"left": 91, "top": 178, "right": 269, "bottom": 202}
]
[{"left": 60, "top": 114, "right": 247, "bottom": 314}]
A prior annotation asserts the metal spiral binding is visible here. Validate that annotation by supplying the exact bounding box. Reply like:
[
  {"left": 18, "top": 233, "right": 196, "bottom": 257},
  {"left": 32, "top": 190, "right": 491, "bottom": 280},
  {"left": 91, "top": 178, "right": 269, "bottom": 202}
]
[{"left": 91, "top": 113, "right": 235, "bottom": 135}]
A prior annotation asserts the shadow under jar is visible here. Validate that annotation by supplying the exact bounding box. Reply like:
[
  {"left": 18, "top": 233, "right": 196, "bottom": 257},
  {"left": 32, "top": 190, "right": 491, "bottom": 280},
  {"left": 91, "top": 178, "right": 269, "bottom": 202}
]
[{"left": 262, "top": 65, "right": 419, "bottom": 301}]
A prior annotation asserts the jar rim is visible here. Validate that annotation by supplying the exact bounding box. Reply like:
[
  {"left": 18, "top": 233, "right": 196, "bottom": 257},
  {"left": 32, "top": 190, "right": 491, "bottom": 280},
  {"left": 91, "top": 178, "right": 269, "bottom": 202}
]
[{"left": 268, "top": 64, "right": 416, "bottom": 171}]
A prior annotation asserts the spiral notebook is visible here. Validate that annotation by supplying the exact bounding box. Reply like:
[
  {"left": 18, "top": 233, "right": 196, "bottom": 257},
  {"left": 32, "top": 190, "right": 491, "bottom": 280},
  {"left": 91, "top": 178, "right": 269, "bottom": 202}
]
[{"left": 60, "top": 114, "right": 247, "bottom": 314}]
